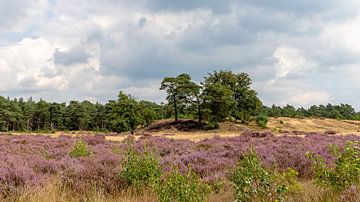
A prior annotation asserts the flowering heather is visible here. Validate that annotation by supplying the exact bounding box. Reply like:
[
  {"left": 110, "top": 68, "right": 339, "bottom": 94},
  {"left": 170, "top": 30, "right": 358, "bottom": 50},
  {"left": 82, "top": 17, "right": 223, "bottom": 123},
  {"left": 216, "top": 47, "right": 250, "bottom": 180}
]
[{"left": 0, "top": 132, "right": 359, "bottom": 198}]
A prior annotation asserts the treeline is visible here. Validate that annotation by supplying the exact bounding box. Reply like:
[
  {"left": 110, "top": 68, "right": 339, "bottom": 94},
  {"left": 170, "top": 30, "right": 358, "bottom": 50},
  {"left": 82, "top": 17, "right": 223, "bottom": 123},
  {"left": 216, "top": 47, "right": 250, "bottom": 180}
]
[
  {"left": 0, "top": 94, "right": 163, "bottom": 133},
  {"left": 0, "top": 70, "right": 262, "bottom": 133},
  {"left": 1, "top": 69, "right": 359, "bottom": 133},
  {"left": 262, "top": 104, "right": 360, "bottom": 120}
]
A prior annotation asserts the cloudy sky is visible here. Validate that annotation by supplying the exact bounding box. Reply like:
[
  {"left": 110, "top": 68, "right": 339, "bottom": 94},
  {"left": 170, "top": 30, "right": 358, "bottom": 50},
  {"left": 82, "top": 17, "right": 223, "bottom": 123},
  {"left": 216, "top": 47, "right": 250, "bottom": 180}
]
[{"left": 1, "top": 0, "right": 360, "bottom": 109}]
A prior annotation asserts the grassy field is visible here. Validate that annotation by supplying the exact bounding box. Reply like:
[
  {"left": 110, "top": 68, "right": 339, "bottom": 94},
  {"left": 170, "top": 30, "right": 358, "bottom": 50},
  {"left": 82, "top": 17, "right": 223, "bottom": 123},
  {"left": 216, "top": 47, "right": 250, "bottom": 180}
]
[
  {"left": 109, "top": 117, "right": 360, "bottom": 142},
  {"left": 4, "top": 117, "right": 360, "bottom": 142},
  {"left": 268, "top": 117, "right": 360, "bottom": 135}
]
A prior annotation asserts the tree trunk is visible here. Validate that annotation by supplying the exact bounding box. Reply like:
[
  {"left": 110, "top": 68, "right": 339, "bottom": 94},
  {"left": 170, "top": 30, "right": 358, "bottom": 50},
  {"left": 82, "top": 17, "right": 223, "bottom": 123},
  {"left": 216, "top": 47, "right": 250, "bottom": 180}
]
[
  {"left": 197, "top": 98, "right": 202, "bottom": 124},
  {"left": 173, "top": 94, "right": 178, "bottom": 122}
]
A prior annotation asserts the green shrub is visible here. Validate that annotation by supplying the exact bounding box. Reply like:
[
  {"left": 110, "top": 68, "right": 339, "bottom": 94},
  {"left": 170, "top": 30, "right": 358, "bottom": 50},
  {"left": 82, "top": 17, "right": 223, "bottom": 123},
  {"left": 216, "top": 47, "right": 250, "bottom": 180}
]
[
  {"left": 154, "top": 169, "right": 210, "bottom": 202},
  {"left": 69, "top": 139, "right": 91, "bottom": 158},
  {"left": 230, "top": 149, "right": 296, "bottom": 201},
  {"left": 118, "top": 148, "right": 162, "bottom": 189},
  {"left": 307, "top": 141, "right": 360, "bottom": 192},
  {"left": 202, "top": 122, "right": 220, "bottom": 130},
  {"left": 256, "top": 114, "right": 269, "bottom": 128},
  {"left": 273, "top": 168, "right": 301, "bottom": 201},
  {"left": 230, "top": 149, "right": 272, "bottom": 201}
]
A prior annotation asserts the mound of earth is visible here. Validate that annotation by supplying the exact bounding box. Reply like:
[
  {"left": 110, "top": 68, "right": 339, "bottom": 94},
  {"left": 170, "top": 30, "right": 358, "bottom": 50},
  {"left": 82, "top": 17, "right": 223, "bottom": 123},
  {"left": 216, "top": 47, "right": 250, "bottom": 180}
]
[{"left": 146, "top": 119, "right": 201, "bottom": 132}]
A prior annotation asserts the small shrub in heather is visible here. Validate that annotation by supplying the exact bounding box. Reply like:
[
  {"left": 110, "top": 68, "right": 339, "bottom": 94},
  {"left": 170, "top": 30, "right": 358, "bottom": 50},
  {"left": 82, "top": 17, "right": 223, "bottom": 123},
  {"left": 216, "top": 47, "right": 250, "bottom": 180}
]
[
  {"left": 154, "top": 169, "right": 210, "bottom": 202},
  {"left": 69, "top": 139, "right": 91, "bottom": 158},
  {"left": 230, "top": 149, "right": 301, "bottom": 201},
  {"left": 273, "top": 168, "right": 301, "bottom": 201},
  {"left": 202, "top": 122, "right": 220, "bottom": 130},
  {"left": 307, "top": 141, "right": 360, "bottom": 192},
  {"left": 256, "top": 114, "right": 269, "bottom": 128},
  {"left": 118, "top": 147, "right": 161, "bottom": 189},
  {"left": 230, "top": 149, "right": 272, "bottom": 201}
]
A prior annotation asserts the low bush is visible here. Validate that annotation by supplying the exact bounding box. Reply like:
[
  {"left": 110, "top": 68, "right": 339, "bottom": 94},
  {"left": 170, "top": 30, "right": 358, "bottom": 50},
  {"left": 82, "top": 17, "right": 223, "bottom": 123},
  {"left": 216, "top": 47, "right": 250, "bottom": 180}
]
[
  {"left": 154, "top": 169, "right": 210, "bottom": 202},
  {"left": 202, "top": 122, "right": 220, "bottom": 130},
  {"left": 307, "top": 141, "right": 360, "bottom": 192},
  {"left": 69, "top": 139, "right": 91, "bottom": 158},
  {"left": 256, "top": 114, "right": 269, "bottom": 128},
  {"left": 230, "top": 149, "right": 298, "bottom": 201},
  {"left": 230, "top": 149, "right": 272, "bottom": 201},
  {"left": 118, "top": 148, "right": 161, "bottom": 189}
]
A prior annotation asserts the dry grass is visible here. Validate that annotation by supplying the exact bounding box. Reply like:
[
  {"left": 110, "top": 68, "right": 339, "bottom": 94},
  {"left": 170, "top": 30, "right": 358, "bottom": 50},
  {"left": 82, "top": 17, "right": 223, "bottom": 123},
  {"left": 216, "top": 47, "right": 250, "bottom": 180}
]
[
  {"left": 4, "top": 117, "right": 360, "bottom": 142},
  {"left": 5, "top": 179, "right": 346, "bottom": 202},
  {"left": 269, "top": 117, "right": 360, "bottom": 135},
  {"left": 8, "top": 178, "right": 157, "bottom": 202}
]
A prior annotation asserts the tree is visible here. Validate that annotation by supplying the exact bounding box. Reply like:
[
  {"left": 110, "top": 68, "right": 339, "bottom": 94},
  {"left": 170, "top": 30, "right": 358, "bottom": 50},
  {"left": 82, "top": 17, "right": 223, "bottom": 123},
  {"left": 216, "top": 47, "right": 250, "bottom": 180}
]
[
  {"left": 93, "top": 102, "right": 107, "bottom": 130},
  {"left": 66, "top": 101, "right": 82, "bottom": 130},
  {"left": 139, "top": 101, "right": 161, "bottom": 126},
  {"left": 160, "top": 74, "right": 199, "bottom": 122},
  {"left": 202, "top": 70, "right": 262, "bottom": 122},
  {"left": 107, "top": 91, "right": 142, "bottom": 134},
  {"left": 33, "top": 99, "right": 50, "bottom": 130},
  {"left": 202, "top": 82, "right": 235, "bottom": 122},
  {"left": 49, "top": 102, "right": 66, "bottom": 130}
]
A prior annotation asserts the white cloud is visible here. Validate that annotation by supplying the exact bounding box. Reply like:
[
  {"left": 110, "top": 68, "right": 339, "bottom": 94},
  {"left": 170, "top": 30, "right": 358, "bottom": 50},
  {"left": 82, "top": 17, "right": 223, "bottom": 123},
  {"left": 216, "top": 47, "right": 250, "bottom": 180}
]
[
  {"left": 0, "top": 37, "right": 65, "bottom": 91},
  {"left": 271, "top": 46, "right": 315, "bottom": 81},
  {"left": 321, "top": 16, "right": 360, "bottom": 54},
  {"left": 0, "top": 0, "right": 360, "bottom": 109},
  {"left": 0, "top": 0, "right": 48, "bottom": 32},
  {"left": 287, "top": 91, "right": 332, "bottom": 106}
]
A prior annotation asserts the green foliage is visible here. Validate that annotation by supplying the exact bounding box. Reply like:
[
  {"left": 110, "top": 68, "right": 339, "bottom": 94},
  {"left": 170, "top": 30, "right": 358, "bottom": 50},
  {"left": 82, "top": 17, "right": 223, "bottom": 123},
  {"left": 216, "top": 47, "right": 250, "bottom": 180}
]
[
  {"left": 202, "top": 70, "right": 262, "bottom": 123},
  {"left": 160, "top": 74, "right": 200, "bottom": 122},
  {"left": 307, "top": 141, "right": 360, "bottom": 192},
  {"left": 139, "top": 101, "right": 160, "bottom": 126},
  {"left": 69, "top": 139, "right": 91, "bottom": 158},
  {"left": 202, "top": 81, "right": 235, "bottom": 122},
  {"left": 118, "top": 148, "right": 162, "bottom": 189},
  {"left": 230, "top": 149, "right": 296, "bottom": 201},
  {"left": 154, "top": 169, "right": 210, "bottom": 202},
  {"left": 202, "top": 122, "right": 220, "bottom": 130},
  {"left": 230, "top": 149, "right": 272, "bottom": 201},
  {"left": 273, "top": 168, "right": 301, "bottom": 200},
  {"left": 256, "top": 114, "right": 269, "bottom": 128},
  {"left": 263, "top": 103, "right": 359, "bottom": 120},
  {"left": 2, "top": 69, "right": 360, "bottom": 133},
  {"left": 107, "top": 92, "right": 143, "bottom": 134}
]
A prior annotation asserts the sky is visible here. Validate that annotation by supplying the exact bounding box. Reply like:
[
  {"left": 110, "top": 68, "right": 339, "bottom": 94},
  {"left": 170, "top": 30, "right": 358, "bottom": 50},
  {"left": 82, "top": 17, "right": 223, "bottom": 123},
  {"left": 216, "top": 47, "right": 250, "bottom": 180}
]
[{"left": 0, "top": 0, "right": 360, "bottom": 109}]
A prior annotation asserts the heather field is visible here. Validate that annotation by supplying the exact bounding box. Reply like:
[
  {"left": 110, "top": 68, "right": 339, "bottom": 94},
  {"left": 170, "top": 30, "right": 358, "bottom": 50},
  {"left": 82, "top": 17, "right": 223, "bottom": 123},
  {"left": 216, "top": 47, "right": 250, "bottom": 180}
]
[{"left": 1, "top": 132, "right": 359, "bottom": 201}]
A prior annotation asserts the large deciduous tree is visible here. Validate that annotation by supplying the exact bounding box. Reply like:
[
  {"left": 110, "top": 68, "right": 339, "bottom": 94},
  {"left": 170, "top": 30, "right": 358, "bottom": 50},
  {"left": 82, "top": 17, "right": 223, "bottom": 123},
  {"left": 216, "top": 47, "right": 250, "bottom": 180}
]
[{"left": 202, "top": 70, "right": 262, "bottom": 122}]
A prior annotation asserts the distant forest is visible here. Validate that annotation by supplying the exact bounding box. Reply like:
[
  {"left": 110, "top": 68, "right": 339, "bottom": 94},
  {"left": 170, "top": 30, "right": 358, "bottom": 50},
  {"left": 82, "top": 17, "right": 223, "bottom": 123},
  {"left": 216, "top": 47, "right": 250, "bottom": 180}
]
[{"left": 0, "top": 70, "right": 359, "bottom": 133}]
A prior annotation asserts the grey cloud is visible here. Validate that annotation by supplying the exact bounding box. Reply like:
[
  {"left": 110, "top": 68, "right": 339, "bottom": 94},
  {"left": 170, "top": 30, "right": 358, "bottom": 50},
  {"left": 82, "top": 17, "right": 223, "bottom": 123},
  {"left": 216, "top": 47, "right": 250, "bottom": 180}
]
[
  {"left": 53, "top": 46, "right": 91, "bottom": 66},
  {"left": 40, "top": 66, "right": 58, "bottom": 78},
  {"left": 138, "top": 17, "right": 147, "bottom": 28},
  {"left": 145, "top": 0, "right": 233, "bottom": 14},
  {"left": 242, "top": 0, "right": 359, "bottom": 16},
  {"left": 17, "top": 76, "right": 37, "bottom": 88},
  {"left": 0, "top": 0, "right": 46, "bottom": 32}
]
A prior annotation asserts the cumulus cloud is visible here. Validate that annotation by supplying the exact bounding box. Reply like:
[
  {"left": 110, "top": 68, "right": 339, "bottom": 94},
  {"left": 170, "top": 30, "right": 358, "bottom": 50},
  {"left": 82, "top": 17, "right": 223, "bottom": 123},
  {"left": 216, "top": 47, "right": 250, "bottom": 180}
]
[{"left": 0, "top": 0, "right": 359, "bottom": 109}]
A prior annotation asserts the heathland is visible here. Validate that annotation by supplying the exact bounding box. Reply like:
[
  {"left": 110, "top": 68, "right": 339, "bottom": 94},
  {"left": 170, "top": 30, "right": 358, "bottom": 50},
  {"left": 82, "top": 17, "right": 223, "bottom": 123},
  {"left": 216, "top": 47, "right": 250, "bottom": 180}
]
[{"left": 1, "top": 70, "right": 359, "bottom": 201}]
